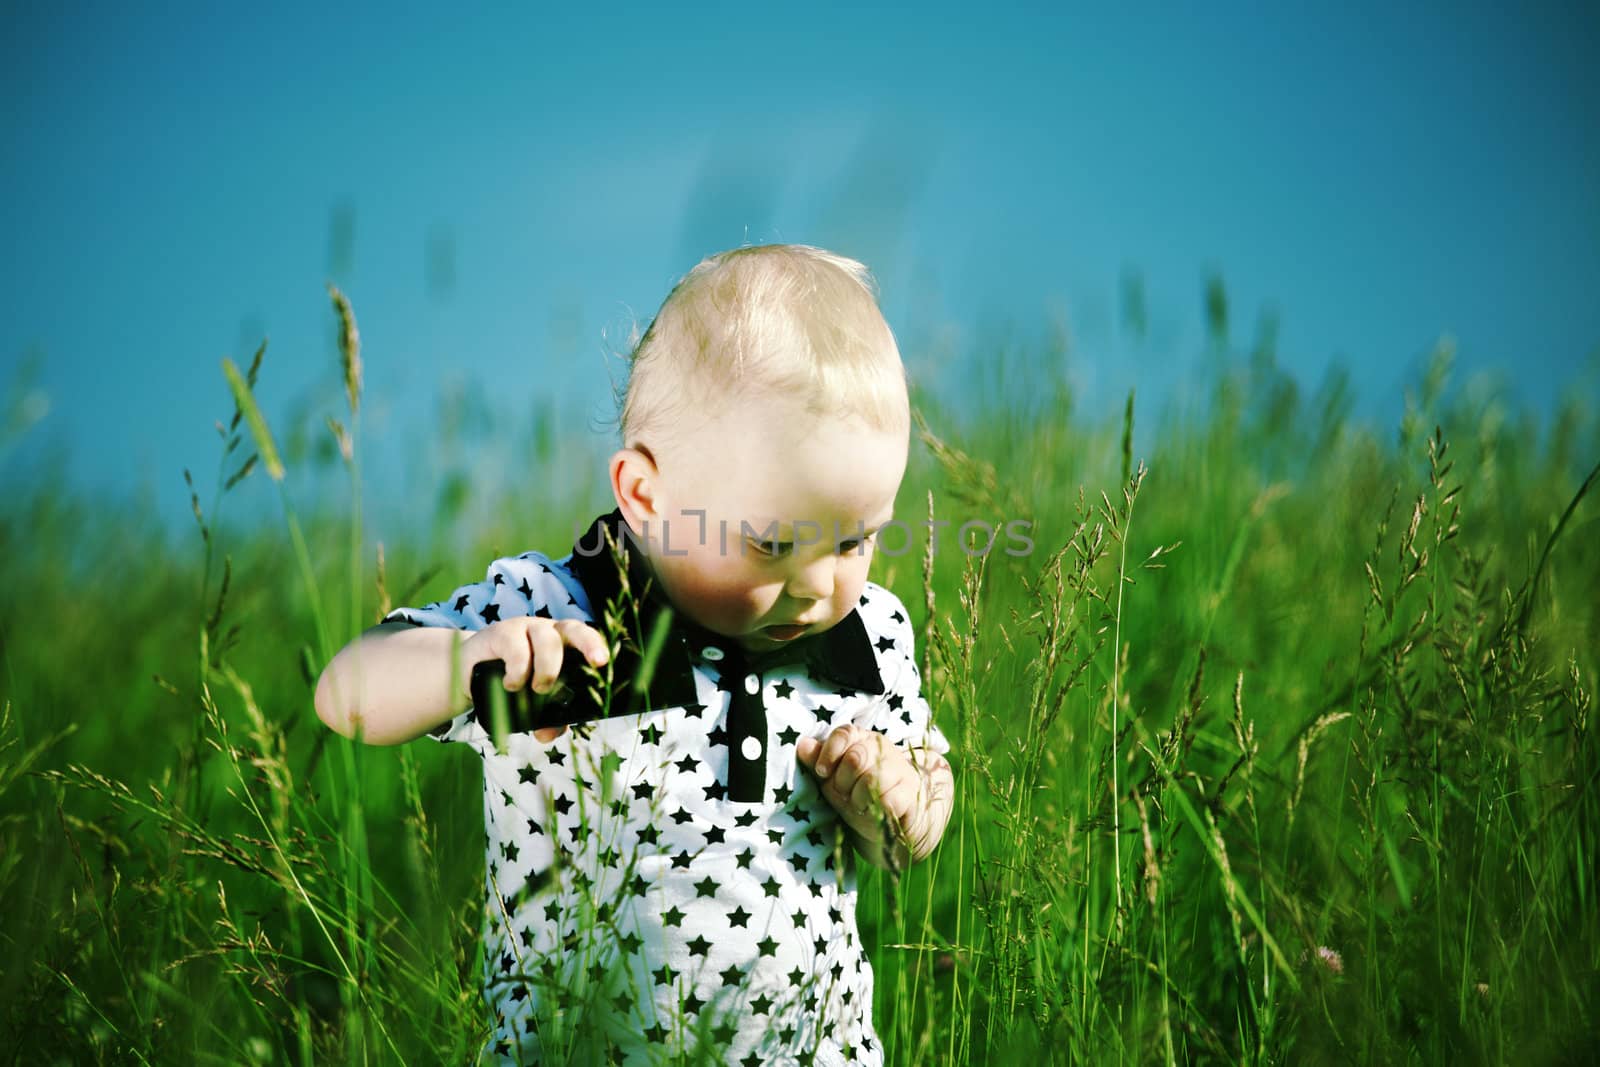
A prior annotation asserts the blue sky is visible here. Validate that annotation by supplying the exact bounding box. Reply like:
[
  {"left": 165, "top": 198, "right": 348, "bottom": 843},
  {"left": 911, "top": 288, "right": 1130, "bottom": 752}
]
[{"left": 3, "top": 2, "right": 1596, "bottom": 530}]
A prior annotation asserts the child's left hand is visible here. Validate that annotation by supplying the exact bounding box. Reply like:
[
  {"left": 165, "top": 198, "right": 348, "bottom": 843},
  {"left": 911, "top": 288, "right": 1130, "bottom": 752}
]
[{"left": 796, "top": 724, "right": 948, "bottom": 866}]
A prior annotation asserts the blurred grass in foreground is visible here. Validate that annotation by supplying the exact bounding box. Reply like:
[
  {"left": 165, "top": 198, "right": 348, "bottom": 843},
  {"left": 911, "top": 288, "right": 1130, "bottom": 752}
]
[{"left": 1, "top": 294, "right": 1596, "bottom": 1065}]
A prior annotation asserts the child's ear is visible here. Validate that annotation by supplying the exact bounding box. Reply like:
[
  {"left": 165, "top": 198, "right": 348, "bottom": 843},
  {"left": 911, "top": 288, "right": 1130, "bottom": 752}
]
[{"left": 609, "top": 446, "right": 662, "bottom": 531}]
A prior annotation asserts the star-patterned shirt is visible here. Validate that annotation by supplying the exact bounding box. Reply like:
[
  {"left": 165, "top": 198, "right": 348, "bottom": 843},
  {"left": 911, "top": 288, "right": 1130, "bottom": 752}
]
[{"left": 384, "top": 512, "right": 950, "bottom": 1066}]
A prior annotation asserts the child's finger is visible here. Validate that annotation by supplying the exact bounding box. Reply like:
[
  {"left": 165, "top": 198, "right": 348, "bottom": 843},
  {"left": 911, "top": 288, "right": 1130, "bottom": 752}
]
[
  {"left": 555, "top": 619, "right": 610, "bottom": 667},
  {"left": 845, "top": 774, "right": 880, "bottom": 816},
  {"left": 830, "top": 738, "right": 875, "bottom": 796},
  {"left": 821, "top": 736, "right": 861, "bottom": 792},
  {"left": 838, "top": 729, "right": 902, "bottom": 796},
  {"left": 795, "top": 736, "right": 821, "bottom": 768},
  {"left": 833, "top": 730, "right": 895, "bottom": 797},
  {"left": 498, "top": 622, "right": 535, "bottom": 690},
  {"left": 813, "top": 724, "right": 866, "bottom": 779},
  {"left": 874, "top": 776, "right": 921, "bottom": 828},
  {"left": 526, "top": 621, "right": 566, "bottom": 693}
]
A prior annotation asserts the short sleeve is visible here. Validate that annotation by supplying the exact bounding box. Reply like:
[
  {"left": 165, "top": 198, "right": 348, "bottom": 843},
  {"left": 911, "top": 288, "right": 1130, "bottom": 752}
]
[
  {"left": 381, "top": 551, "right": 591, "bottom": 746},
  {"left": 857, "top": 585, "right": 951, "bottom": 758}
]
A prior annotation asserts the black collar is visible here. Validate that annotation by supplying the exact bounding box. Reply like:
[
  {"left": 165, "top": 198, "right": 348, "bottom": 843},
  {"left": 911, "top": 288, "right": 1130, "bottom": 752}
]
[{"left": 564, "top": 510, "right": 885, "bottom": 713}]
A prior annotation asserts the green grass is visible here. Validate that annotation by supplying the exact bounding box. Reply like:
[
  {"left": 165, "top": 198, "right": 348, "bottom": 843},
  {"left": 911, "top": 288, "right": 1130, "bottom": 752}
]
[{"left": 2, "top": 299, "right": 1596, "bottom": 1065}]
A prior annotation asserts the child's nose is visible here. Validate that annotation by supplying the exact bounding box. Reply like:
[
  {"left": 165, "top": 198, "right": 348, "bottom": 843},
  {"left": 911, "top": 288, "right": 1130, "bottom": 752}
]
[{"left": 784, "top": 553, "right": 836, "bottom": 603}]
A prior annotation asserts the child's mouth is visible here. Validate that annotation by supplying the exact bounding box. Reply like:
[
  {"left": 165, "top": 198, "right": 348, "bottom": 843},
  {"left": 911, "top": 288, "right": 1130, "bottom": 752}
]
[{"left": 763, "top": 624, "right": 810, "bottom": 641}]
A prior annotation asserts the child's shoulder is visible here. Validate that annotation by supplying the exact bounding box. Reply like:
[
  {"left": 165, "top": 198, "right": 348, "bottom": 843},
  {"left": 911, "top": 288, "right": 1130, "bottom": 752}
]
[
  {"left": 855, "top": 579, "right": 914, "bottom": 638},
  {"left": 489, "top": 547, "right": 592, "bottom": 607},
  {"left": 384, "top": 547, "right": 593, "bottom": 631},
  {"left": 851, "top": 580, "right": 924, "bottom": 685}
]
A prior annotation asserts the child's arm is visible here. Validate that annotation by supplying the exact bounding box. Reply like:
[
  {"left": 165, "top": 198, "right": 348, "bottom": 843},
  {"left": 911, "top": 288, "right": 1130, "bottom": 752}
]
[
  {"left": 797, "top": 726, "right": 955, "bottom": 870},
  {"left": 314, "top": 617, "right": 609, "bottom": 746}
]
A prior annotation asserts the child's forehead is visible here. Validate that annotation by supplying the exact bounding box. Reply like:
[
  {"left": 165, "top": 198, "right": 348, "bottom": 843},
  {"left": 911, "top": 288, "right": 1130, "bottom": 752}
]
[
  {"left": 738, "top": 473, "right": 898, "bottom": 522},
  {"left": 673, "top": 417, "right": 904, "bottom": 520},
  {"left": 634, "top": 383, "right": 904, "bottom": 521},
  {"left": 709, "top": 392, "right": 898, "bottom": 444}
]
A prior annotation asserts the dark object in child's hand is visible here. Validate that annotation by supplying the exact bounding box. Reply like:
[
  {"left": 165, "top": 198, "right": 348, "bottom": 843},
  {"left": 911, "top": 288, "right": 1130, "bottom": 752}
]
[
  {"left": 469, "top": 608, "right": 678, "bottom": 747},
  {"left": 469, "top": 654, "right": 612, "bottom": 733}
]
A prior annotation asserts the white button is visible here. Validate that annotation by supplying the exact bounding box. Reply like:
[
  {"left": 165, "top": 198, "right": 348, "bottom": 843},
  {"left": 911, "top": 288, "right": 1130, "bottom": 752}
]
[
  {"left": 744, "top": 673, "right": 760, "bottom": 694},
  {"left": 741, "top": 736, "right": 763, "bottom": 761},
  {"left": 702, "top": 646, "right": 724, "bottom": 662}
]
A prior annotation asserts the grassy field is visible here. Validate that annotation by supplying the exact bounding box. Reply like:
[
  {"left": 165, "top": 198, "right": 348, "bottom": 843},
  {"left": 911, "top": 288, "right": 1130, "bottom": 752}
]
[{"left": 2, "top": 298, "right": 1596, "bottom": 1065}]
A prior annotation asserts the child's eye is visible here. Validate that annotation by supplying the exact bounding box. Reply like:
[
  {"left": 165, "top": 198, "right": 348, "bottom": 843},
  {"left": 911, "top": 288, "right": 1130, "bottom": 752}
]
[
  {"left": 838, "top": 531, "right": 876, "bottom": 555},
  {"left": 748, "top": 539, "right": 794, "bottom": 558}
]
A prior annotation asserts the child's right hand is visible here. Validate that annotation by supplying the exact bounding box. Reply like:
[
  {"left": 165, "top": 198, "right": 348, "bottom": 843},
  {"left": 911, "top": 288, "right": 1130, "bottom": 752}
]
[{"left": 461, "top": 618, "right": 610, "bottom": 743}]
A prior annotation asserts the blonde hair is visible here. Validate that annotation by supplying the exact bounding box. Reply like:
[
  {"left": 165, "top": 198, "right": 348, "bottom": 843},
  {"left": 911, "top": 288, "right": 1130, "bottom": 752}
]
[{"left": 619, "top": 244, "right": 908, "bottom": 446}]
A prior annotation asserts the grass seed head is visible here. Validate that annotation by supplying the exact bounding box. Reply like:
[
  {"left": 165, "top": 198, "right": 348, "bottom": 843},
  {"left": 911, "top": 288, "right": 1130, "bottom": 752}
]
[{"left": 329, "top": 283, "right": 363, "bottom": 416}]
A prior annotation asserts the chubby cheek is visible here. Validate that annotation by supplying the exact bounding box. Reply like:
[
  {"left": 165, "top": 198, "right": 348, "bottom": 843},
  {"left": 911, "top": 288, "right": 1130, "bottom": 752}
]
[
  {"left": 660, "top": 553, "right": 781, "bottom": 635},
  {"left": 814, "top": 548, "right": 874, "bottom": 627}
]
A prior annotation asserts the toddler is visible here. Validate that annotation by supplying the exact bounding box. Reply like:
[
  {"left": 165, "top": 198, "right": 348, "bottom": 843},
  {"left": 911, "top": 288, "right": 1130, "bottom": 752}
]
[{"left": 315, "top": 244, "right": 955, "bottom": 1065}]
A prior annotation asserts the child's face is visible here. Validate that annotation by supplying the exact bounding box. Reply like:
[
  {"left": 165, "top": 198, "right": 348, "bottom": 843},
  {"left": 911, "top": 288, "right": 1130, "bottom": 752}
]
[{"left": 633, "top": 398, "right": 907, "bottom": 654}]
